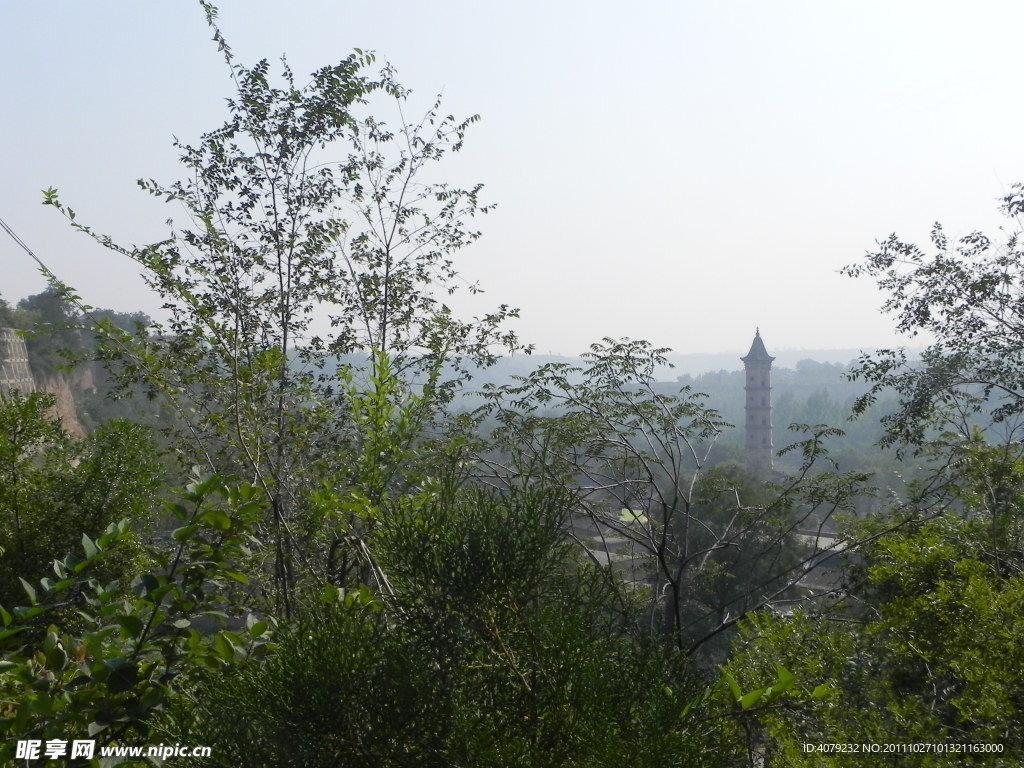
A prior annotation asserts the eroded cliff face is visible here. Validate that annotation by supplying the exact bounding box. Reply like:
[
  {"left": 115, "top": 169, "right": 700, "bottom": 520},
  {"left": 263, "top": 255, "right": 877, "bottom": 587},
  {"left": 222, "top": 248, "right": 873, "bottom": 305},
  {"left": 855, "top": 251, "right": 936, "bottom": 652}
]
[
  {"left": 0, "top": 327, "right": 89, "bottom": 436},
  {"left": 35, "top": 373, "right": 86, "bottom": 437}
]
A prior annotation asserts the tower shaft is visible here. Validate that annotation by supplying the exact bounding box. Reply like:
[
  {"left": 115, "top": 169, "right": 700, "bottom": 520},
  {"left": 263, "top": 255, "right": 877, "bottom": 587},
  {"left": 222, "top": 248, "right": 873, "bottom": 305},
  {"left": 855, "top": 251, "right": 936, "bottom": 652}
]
[{"left": 741, "top": 329, "right": 774, "bottom": 473}]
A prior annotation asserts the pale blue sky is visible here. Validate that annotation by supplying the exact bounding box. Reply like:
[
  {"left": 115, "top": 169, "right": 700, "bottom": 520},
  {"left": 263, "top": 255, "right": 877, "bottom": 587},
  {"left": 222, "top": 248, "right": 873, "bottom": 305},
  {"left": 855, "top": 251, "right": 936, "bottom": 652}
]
[{"left": 3, "top": 1, "right": 1023, "bottom": 357}]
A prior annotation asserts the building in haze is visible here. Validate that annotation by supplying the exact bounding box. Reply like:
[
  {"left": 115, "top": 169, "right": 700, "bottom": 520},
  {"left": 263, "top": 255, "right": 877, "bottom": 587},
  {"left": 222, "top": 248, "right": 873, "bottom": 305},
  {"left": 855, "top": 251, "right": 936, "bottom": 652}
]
[{"left": 741, "top": 329, "right": 774, "bottom": 474}]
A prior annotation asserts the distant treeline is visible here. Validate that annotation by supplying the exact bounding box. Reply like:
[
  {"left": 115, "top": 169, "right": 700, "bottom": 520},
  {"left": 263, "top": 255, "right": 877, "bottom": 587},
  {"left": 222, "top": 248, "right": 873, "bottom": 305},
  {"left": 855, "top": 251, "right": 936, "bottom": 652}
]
[{"left": 2, "top": 288, "right": 914, "bottom": 496}]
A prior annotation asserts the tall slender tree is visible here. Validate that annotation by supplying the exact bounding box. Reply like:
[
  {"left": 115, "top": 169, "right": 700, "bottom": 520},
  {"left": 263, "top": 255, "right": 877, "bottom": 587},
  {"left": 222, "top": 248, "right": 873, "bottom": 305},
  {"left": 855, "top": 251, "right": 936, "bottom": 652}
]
[{"left": 43, "top": 3, "right": 522, "bottom": 615}]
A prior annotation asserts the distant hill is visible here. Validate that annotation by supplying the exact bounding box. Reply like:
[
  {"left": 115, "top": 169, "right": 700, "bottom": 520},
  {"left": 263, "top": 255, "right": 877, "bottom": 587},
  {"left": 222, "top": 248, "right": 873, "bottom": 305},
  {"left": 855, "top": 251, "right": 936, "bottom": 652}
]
[
  {"left": 456, "top": 349, "right": 899, "bottom": 384},
  {"left": 663, "top": 349, "right": 876, "bottom": 378}
]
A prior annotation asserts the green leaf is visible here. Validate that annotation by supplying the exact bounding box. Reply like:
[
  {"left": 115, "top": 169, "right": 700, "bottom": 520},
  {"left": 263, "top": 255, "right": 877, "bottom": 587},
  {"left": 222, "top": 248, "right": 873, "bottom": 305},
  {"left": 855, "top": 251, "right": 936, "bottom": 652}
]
[
  {"left": 132, "top": 573, "right": 161, "bottom": 597},
  {"left": 773, "top": 664, "right": 796, "bottom": 695},
  {"left": 0, "top": 627, "right": 27, "bottom": 643},
  {"left": 214, "top": 632, "right": 239, "bottom": 662},
  {"left": 223, "top": 570, "right": 248, "bottom": 585},
  {"left": 115, "top": 615, "right": 145, "bottom": 639},
  {"left": 739, "top": 687, "right": 765, "bottom": 710},
  {"left": 19, "top": 578, "right": 37, "bottom": 605},
  {"left": 140, "top": 685, "right": 164, "bottom": 711},
  {"left": 50, "top": 578, "right": 76, "bottom": 595},
  {"left": 13, "top": 605, "right": 49, "bottom": 621},
  {"left": 203, "top": 508, "right": 232, "bottom": 530},
  {"left": 30, "top": 696, "right": 55, "bottom": 716},
  {"left": 97, "top": 521, "right": 127, "bottom": 549},
  {"left": 44, "top": 641, "right": 68, "bottom": 672},
  {"left": 172, "top": 524, "right": 201, "bottom": 541},
  {"left": 105, "top": 659, "right": 140, "bottom": 694},
  {"left": 82, "top": 533, "right": 99, "bottom": 559},
  {"left": 87, "top": 721, "right": 107, "bottom": 737},
  {"left": 320, "top": 584, "right": 342, "bottom": 604},
  {"left": 63, "top": 675, "right": 93, "bottom": 690},
  {"left": 165, "top": 502, "right": 191, "bottom": 521},
  {"left": 811, "top": 682, "right": 837, "bottom": 700},
  {"left": 721, "top": 669, "right": 742, "bottom": 701}
]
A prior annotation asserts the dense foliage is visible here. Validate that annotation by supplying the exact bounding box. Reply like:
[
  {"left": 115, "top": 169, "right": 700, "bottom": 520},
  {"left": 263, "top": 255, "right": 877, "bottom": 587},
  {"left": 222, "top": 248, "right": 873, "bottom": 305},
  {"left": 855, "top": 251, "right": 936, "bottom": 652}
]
[{"left": 0, "top": 391, "right": 160, "bottom": 610}]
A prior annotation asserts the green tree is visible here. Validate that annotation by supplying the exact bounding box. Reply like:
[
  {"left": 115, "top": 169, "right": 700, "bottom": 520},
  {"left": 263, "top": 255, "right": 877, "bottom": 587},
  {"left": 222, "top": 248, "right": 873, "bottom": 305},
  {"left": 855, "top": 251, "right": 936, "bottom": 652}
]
[
  {"left": 843, "top": 184, "right": 1024, "bottom": 449},
  {"left": 727, "top": 512, "right": 1024, "bottom": 766},
  {"left": 43, "top": 4, "right": 521, "bottom": 617},
  {"left": 0, "top": 295, "right": 15, "bottom": 328},
  {"left": 13, "top": 287, "right": 86, "bottom": 382},
  {"left": 0, "top": 474, "right": 274, "bottom": 761},
  {"left": 0, "top": 390, "right": 161, "bottom": 610},
  {"left": 158, "top": 483, "right": 739, "bottom": 767},
  {"left": 477, "top": 339, "right": 868, "bottom": 659}
]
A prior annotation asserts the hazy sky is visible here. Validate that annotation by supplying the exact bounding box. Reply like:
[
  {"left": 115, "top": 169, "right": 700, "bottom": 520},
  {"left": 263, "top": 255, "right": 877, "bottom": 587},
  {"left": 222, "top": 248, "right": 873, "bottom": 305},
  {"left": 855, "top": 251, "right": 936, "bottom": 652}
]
[{"left": 3, "top": 2, "right": 1023, "bottom": 357}]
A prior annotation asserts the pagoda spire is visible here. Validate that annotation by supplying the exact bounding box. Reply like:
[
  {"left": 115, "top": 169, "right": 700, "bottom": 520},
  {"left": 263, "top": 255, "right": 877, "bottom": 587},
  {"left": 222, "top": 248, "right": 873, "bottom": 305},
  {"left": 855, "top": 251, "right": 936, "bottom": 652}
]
[{"left": 741, "top": 329, "right": 774, "bottom": 474}]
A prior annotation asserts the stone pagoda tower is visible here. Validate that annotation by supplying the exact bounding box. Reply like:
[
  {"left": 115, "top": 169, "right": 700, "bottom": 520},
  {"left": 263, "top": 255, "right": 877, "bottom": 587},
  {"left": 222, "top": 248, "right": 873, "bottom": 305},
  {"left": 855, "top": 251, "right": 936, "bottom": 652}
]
[{"left": 741, "top": 329, "right": 775, "bottom": 474}]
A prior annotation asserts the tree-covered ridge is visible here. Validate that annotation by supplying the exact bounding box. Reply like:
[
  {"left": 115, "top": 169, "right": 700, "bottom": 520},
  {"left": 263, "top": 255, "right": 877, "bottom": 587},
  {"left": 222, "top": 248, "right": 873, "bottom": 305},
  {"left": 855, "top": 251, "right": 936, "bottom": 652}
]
[{"left": 2, "top": 3, "right": 1024, "bottom": 766}]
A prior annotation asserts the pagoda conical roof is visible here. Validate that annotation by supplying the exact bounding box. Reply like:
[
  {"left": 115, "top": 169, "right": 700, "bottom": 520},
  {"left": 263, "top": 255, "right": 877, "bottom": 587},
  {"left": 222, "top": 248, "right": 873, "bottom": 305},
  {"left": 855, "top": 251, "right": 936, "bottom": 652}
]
[{"left": 741, "top": 329, "right": 775, "bottom": 363}]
